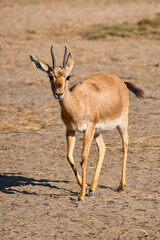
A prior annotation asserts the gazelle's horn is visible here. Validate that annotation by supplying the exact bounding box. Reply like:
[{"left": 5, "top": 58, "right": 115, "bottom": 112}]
[
  {"left": 50, "top": 45, "right": 56, "bottom": 68},
  {"left": 63, "top": 46, "right": 67, "bottom": 68}
]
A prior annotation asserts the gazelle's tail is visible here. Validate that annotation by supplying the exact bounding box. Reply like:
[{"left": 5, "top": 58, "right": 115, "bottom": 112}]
[{"left": 125, "top": 82, "right": 144, "bottom": 98}]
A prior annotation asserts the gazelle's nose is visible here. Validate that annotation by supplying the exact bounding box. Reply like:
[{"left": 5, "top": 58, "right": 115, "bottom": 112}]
[{"left": 57, "top": 83, "right": 62, "bottom": 89}]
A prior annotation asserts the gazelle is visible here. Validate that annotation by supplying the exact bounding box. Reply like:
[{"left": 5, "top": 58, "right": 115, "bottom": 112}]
[{"left": 30, "top": 46, "right": 143, "bottom": 201}]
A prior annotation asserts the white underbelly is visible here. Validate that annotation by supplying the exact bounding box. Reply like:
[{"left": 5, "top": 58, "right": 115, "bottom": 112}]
[
  {"left": 76, "top": 117, "right": 121, "bottom": 133},
  {"left": 95, "top": 117, "right": 122, "bottom": 134}
]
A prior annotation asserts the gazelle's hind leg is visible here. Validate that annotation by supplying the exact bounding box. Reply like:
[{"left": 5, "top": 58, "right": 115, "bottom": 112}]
[
  {"left": 117, "top": 126, "right": 128, "bottom": 191},
  {"left": 89, "top": 134, "right": 106, "bottom": 196}
]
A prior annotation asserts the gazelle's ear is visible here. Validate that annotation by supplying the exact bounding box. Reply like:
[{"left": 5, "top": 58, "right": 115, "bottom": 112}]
[
  {"left": 65, "top": 53, "right": 74, "bottom": 75},
  {"left": 30, "top": 55, "right": 50, "bottom": 72}
]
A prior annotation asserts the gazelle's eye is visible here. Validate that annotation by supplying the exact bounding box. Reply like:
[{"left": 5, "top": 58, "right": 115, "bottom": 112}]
[
  {"left": 66, "top": 76, "right": 71, "bottom": 81},
  {"left": 49, "top": 75, "right": 53, "bottom": 82}
]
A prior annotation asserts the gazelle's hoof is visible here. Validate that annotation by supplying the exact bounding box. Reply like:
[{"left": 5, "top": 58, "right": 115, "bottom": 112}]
[
  {"left": 78, "top": 195, "right": 84, "bottom": 201},
  {"left": 89, "top": 190, "right": 94, "bottom": 196},
  {"left": 117, "top": 183, "right": 125, "bottom": 192}
]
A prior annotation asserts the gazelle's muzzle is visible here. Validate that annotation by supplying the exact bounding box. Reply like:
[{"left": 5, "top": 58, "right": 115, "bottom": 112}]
[{"left": 54, "top": 92, "right": 64, "bottom": 100}]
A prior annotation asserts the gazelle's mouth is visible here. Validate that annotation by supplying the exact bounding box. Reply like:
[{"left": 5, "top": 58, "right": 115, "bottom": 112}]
[{"left": 54, "top": 93, "right": 64, "bottom": 100}]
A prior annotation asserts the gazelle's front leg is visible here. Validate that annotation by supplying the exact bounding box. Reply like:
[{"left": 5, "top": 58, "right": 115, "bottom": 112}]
[
  {"left": 66, "top": 129, "right": 82, "bottom": 186},
  {"left": 78, "top": 124, "right": 95, "bottom": 201}
]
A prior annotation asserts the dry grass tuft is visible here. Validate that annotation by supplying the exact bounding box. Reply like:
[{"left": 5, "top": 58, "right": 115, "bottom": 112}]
[
  {"left": 0, "top": 106, "right": 55, "bottom": 133},
  {"left": 120, "top": 228, "right": 149, "bottom": 239},
  {"left": 80, "top": 13, "right": 160, "bottom": 40}
]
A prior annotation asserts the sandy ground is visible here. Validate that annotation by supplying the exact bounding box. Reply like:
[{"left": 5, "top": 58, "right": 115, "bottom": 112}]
[{"left": 0, "top": 0, "right": 160, "bottom": 239}]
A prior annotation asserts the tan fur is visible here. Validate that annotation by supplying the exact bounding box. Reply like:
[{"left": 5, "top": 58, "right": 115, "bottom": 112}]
[
  {"left": 30, "top": 47, "right": 142, "bottom": 201},
  {"left": 60, "top": 74, "right": 128, "bottom": 130}
]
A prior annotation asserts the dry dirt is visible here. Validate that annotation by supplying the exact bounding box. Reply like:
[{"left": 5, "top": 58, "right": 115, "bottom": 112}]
[{"left": 0, "top": 0, "right": 160, "bottom": 239}]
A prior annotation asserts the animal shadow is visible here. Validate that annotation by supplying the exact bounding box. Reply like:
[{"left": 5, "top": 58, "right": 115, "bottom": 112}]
[{"left": 0, "top": 173, "right": 78, "bottom": 196}]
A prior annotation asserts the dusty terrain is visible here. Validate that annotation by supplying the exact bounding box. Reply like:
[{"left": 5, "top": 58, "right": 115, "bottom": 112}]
[{"left": 0, "top": 0, "right": 160, "bottom": 239}]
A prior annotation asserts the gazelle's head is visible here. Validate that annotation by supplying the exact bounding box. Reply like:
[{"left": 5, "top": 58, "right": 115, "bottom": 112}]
[{"left": 30, "top": 46, "right": 74, "bottom": 100}]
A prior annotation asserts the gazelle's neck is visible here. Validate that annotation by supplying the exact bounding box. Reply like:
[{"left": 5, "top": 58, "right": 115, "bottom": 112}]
[{"left": 59, "top": 88, "right": 78, "bottom": 121}]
